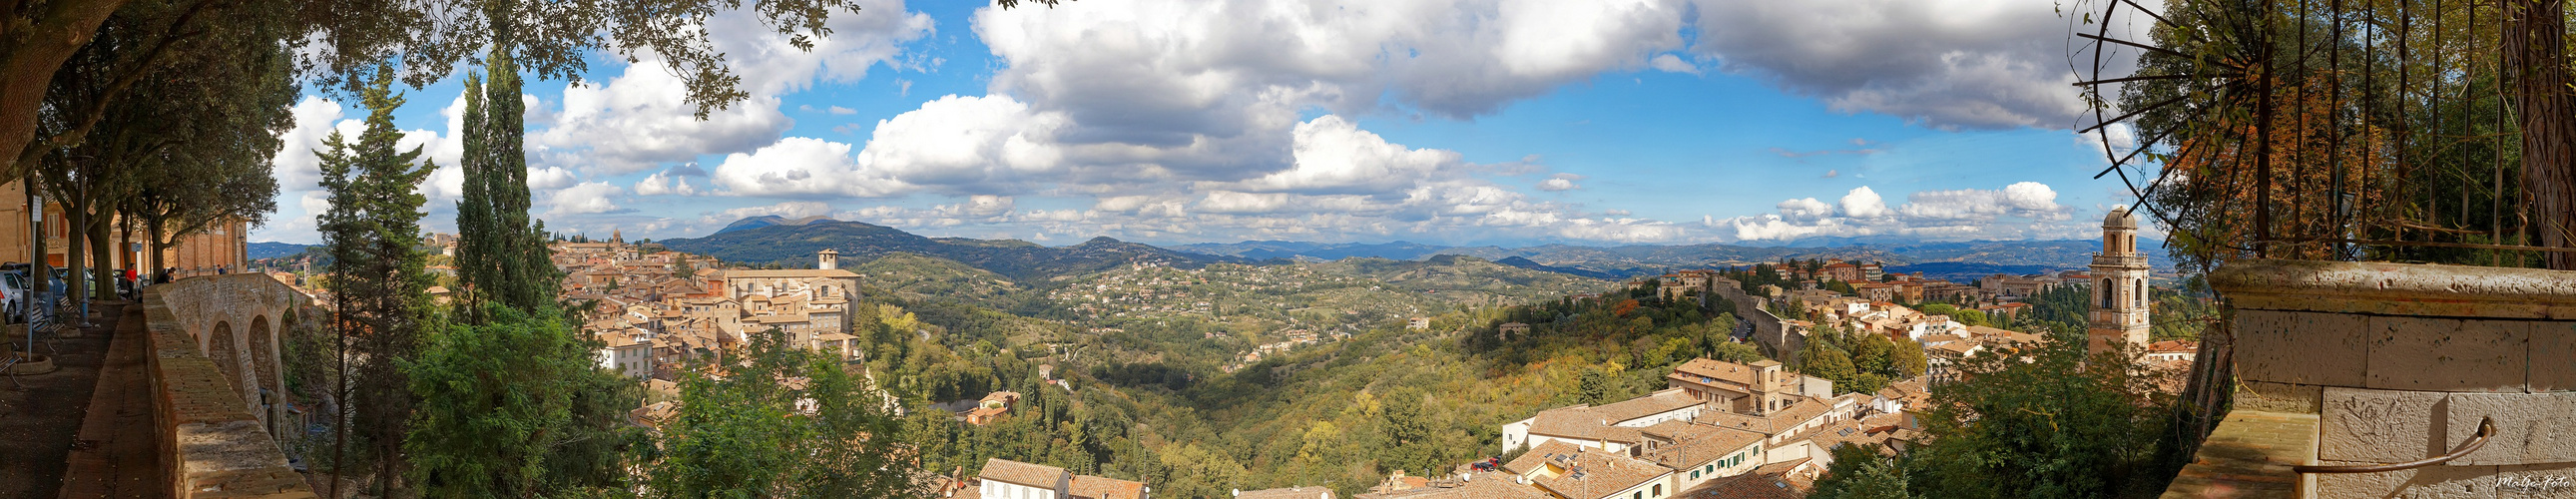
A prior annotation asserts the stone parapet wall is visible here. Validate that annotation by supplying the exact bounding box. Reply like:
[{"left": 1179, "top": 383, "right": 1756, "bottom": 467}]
[
  {"left": 2207, "top": 259, "right": 2576, "bottom": 499},
  {"left": 1709, "top": 279, "right": 1798, "bottom": 362},
  {"left": 140, "top": 274, "right": 317, "bottom": 498}
]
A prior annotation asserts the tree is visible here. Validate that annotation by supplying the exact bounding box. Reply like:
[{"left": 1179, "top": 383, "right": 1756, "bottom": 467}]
[
  {"left": 317, "top": 69, "right": 438, "bottom": 495},
  {"left": 2, "top": 0, "right": 876, "bottom": 184},
  {"left": 1709, "top": 341, "right": 1762, "bottom": 364},
  {"left": 404, "top": 303, "right": 645, "bottom": 496},
  {"left": 648, "top": 327, "right": 915, "bottom": 497},
  {"left": 452, "top": 45, "right": 558, "bottom": 317},
  {"left": 2503, "top": 0, "right": 2574, "bottom": 269},
  {"left": 1811, "top": 443, "right": 1914, "bottom": 499},
  {"left": 1887, "top": 336, "right": 1929, "bottom": 379},
  {"left": 40, "top": 4, "right": 291, "bottom": 298},
  {"left": 1901, "top": 333, "right": 2171, "bottom": 498},
  {"left": 1802, "top": 344, "right": 1856, "bottom": 388}
]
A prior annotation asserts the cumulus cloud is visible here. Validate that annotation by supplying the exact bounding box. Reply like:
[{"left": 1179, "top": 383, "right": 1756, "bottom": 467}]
[
  {"left": 547, "top": 182, "right": 629, "bottom": 216},
  {"left": 1838, "top": 187, "right": 1891, "bottom": 219},
  {"left": 1709, "top": 182, "right": 2087, "bottom": 243},
  {"left": 634, "top": 172, "right": 702, "bottom": 197},
  {"left": 1536, "top": 173, "right": 1583, "bottom": 192},
  {"left": 1230, "top": 115, "right": 1467, "bottom": 196},
  {"left": 535, "top": 0, "right": 933, "bottom": 174},
  {"left": 708, "top": 137, "right": 904, "bottom": 198},
  {"left": 1686, "top": 0, "right": 2121, "bottom": 130},
  {"left": 1649, "top": 54, "right": 1701, "bottom": 74}
]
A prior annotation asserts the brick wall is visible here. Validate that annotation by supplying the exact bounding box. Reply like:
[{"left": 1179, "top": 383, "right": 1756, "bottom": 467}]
[{"left": 141, "top": 274, "right": 317, "bottom": 498}]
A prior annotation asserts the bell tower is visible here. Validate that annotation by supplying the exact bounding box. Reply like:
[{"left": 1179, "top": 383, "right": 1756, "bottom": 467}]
[
  {"left": 817, "top": 248, "right": 839, "bottom": 270},
  {"left": 2088, "top": 206, "right": 2152, "bottom": 358}
]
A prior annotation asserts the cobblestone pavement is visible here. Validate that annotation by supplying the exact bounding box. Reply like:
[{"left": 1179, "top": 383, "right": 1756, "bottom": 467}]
[{"left": 0, "top": 302, "right": 120, "bottom": 499}]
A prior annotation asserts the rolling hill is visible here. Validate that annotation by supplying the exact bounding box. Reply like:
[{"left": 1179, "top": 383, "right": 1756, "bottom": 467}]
[{"left": 655, "top": 219, "right": 1256, "bottom": 281}]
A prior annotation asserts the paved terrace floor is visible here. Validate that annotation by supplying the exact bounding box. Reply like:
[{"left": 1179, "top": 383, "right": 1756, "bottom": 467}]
[{"left": 0, "top": 301, "right": 125, "bottom": 499}]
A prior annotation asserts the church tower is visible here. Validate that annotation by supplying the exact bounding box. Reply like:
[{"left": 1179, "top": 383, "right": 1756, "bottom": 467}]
[{"left": 2088, "top": 206, "right": 2152, "bottom": 358}]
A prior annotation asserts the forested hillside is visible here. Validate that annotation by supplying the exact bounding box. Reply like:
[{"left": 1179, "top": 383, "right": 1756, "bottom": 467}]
[{"left": 861, "top": 268, "right": 1753, "bottom": 496}]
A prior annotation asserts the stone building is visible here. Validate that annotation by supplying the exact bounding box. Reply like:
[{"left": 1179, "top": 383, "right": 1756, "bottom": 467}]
[
  {"left": 714, "top": 250, "right": 860, "bottom": 345},
  {"left": 2086, "top": 206, "right": 2151, "bottom": 358}
]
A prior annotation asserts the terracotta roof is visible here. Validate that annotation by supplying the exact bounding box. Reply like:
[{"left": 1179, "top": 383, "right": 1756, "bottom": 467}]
[
  {"left": 1637, "top": 421, "right": 1766, "bottom": 470},
  {"left": 1696, "top": 397, "right": 1832, "bottom": 438},
  {"left": 1668, "top": 358, "right": 1766, "bottom": 390},
  {"left": 1587, "top": 388, "right": 1702, "bottom": 424},
  {"left": 1529, "top": 447, "right": 1671, "bottom": 499},
  {"left": 978, "top": 458, "right": 1067, "bottom": 488},
  {"left": 1504, "top": 440, "right": 1584, "bottom": 475},
  {"left": 1680, "top": 468, "right": 1803, "bottom": 499},
  {"left": 1068, "top": 474, "right": 1148, "bottom": 499}
]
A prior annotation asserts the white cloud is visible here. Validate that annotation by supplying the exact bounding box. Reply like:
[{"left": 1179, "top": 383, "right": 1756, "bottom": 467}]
[
  {"left": 1710, "top": 182, "right": 2088, "bottom": 243},
  {"left": 827, "top": 106, "right": 858, "bottom": 115},
  {"left": 528, "top": 166, "right": 579, "bottom": 190},
  {"left": 547, "top": 182, "right": 628, "bottom": 216},
  {"left": 1649, "top": 54, "right": 1701, "bottom": 75},
  {"left": 1777, "top": 198, "right": 1833, "bottom": 223},
  {"left": 1537, "top": 178, "right": 1578, "bottom": 192},
  {"left": 1231, "top": 115, "right": 1467, "bottom": 196},
  {"left": 708, "top": 137, "right": 905, "bottom": 198},
  {"left": 1838, "top": 186, "right": 1891, "bottom": 219},
  {"left": 634, "top": 172, "right": 701, "bottom": 197},
  {"left": 847, "top": 95, "right": 1070, "bottom": 195},
  {"left": 535, "top": 0, "right": 933, "bottom": 175}
]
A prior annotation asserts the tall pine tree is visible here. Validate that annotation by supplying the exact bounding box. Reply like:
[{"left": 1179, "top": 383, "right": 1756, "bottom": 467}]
[{"left": 316, "top": 67, "right": 439, "bottom": 495}]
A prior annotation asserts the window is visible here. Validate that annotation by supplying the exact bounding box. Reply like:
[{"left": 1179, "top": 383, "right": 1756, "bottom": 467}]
[
  {"left": 1632, "top": 492, "right": 1643, "bottom": 499},
  {"left": 1654, "top": 484, "right": 1663, "bottom": 496}
]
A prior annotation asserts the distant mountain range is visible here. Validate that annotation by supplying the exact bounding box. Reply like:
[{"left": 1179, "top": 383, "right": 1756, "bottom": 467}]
[
  {"left": 658, "top": 217, "right": 2172, "bottom": 283},
  {"left": 1173, "top": 239, "right": 2168, "bottom": 278},
  {"left": 715, "top": 215, "right": 840, "bottom": 234},
  {"left": 657, "top": 219, "right": 1253, "bottom": 281},
  {"left": 248, "top": 242, "right": 315, "bottom": 259}
]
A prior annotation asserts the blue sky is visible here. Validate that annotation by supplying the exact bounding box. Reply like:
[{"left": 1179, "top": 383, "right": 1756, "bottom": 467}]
[{"left": 253, "top": 0, "right": 2158, "bottom": 248}]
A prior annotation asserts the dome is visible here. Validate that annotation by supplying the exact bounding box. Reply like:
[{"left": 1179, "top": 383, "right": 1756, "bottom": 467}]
[{"left": 2103, "top": 205, "right": 2141, "bottom": 229}]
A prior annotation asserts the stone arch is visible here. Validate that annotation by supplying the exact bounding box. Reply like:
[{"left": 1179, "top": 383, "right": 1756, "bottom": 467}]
[
  {"left": 208, "top": 321, "right": 248, "bottom": 407},
  {"left": 251, "top": 314, "right": 280, "bottom": 403}
]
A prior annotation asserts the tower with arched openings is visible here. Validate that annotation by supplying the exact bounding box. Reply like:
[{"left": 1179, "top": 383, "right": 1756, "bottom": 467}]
[{"left": 2088, "top": 206, "right": 2151, "bottom": 358}]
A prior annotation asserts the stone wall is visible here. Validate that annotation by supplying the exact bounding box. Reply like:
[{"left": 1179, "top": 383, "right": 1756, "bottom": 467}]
[
  {"left": 2206, "top": 259, "right": 2576, "bottom": 499},
  {"left": 140, "top": 274, "right": 317, "bottom": 498},
  {"left": 1710, "top": 279, "right": 1800, "bottom": 364}
]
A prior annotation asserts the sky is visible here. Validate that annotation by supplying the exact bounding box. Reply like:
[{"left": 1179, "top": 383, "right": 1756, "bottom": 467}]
[{"left": 253, "top": 0, "right": 2162, "bottom": 248}]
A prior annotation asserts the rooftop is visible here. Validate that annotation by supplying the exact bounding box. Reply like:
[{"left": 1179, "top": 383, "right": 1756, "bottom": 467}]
[{"left": 978, "top": 458, "right": 1068, "bottom": 488}]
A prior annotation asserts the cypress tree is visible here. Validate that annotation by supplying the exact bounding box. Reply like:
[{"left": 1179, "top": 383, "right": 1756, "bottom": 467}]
[
  {"left": 454, "top": 44, "right": 561, "bottom": 317},
  {"left": 317, "top": 67, "right": 439, "bottom": 494},
  {"left": 452, "top": 73, "right": 494, "bottom": 317}
]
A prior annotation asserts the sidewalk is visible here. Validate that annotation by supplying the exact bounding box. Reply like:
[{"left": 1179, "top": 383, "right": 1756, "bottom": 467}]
[
  {"left": 0, "top": 302, "right": 120, "bottom": 498},
  {"left": 56, "top": 302, "right": 156, "bottom": 498}
]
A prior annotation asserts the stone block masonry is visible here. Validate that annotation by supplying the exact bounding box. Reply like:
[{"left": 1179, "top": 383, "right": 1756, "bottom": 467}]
[
  {"left": 2192, "top": 259, "right": 2576, "bottom": 499},
  {"left": 140, "top": 274, "right": 317, "bottom": 498}
]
